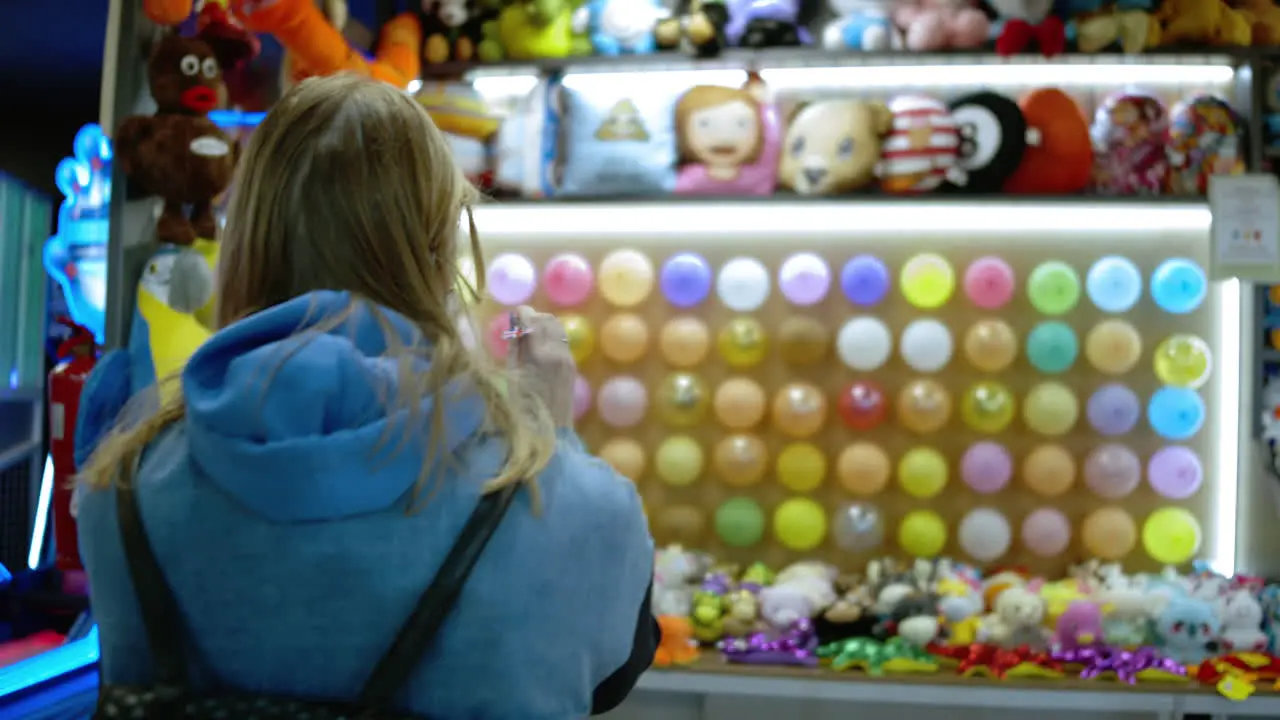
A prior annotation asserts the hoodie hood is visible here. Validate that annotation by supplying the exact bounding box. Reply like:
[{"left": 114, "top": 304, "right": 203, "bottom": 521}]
[{"left": 182, "top": 291, "right": 486, "bottom": 522}]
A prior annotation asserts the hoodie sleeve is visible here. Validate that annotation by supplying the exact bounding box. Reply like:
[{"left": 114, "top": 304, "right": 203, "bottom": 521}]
[{"left": 551, "top": 430, "right": 657, "bottom": 714}]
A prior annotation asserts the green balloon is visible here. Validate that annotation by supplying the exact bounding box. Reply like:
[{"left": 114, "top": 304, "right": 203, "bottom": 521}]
[
  {"left": 1026, "top": 321, "right": 1079, "bottom": 374},
  {"left": 715, "top": 497, "right": 765, "bottom": 547},
  {"left": 1027, "top": 261, "right": 1082, "bottom": 316}
]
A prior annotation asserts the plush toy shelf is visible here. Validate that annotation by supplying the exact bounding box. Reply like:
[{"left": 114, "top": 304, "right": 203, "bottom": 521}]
[
  {"left": 420, "top": 48, "right": 1254, "bottom": 81},
  {"left": 638, "top": 658, "right": 1280, "bottom": 717}
]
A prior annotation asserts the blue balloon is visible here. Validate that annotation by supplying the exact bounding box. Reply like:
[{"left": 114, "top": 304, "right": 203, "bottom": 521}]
[
  {"left": 659, "top": 252, "right": 712, "bottom": 308},
  {"left": 1147, "top": 387, "right": 1206, "bottom": 441},
  {"left": 1150, "top": 258, "right": 1207, "bottom": 314},
  {"left": 1026, "top": 321, "right": 1078, "bottom": 374},
  {"left": 1086, "top": 256, "right": 1142, "bottom": 313}
]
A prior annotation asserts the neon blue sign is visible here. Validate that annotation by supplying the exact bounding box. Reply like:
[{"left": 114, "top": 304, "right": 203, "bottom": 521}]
[{"left": 44, "top": 125, "right": 112, "bottom": 344}]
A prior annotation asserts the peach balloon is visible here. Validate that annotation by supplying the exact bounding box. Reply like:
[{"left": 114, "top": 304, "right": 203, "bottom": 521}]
[
  {"left": 1022, "top": 444, "right": 1076, "bottom": 497},
  {"left": 660, "top": 317, "right": 710, "bottom": 367},
  {"left": 714, "top": 434, "right": 768, "bottom": 487},
  {"left": 714, "top": 378, "right": 767, "bottom": 429},
  {"left": 600, "top": 313, "right": 650, "bottom": 364},
  {"left": 598, "top": 438, "right": 646, "bottom": 480},
  {"left": 771, "top": 382, "right": 828, "bottom": 438},
  {"left": 963, "top": 319, "right": 1018, "bottom": 372},
  {"left": 837, "top": 443, "right": 891, "bottom": 496},
  {"left": 1085, "top": 319, "right": 1143, "bottom": 375},
  {"left": 896, "top": 379, "right": 952, "bottom": 434},
  {"left": 1082, "top": 507, "right": 1137, "bottom": 560}
]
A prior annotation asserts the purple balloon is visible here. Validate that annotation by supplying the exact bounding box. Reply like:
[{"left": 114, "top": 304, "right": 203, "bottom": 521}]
[
  {"left": 778, "top": 253, "right": 831, "bottom": 306},
  {"left": 840, "top": 255, "right": 890, "bottom": 306},
  {"left": 1087, "top": 383, "right": 1140, "bottom": 436},
  {"left": 960, "top": 442, "right": 1013, "bottom": 494},
  {"left": 660, "top": 253, "right": 713, "bottom": 308},
  {"left": 1147, "top": 446, "right": 1203, "bottom": 499}
]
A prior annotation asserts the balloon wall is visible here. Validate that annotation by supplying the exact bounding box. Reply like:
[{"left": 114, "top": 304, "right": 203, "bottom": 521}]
[{"left": 471, "top": 201, "right": 1227, "bottom": 576}]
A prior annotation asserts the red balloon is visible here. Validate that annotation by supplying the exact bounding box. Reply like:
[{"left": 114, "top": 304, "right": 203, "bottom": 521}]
[{"left": 838, "top": 380, "right": 888, "bottom": 431}]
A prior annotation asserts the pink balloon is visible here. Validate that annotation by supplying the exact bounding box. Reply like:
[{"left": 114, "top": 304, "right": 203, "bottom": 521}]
[
  {"left": 963, "top": 256, "right": 1016, "bottom": 310},
  {"left": 960, "top": 442, "right": 1013, "bottom": 494},
  {"left": 597, "top": 376, "right": 648, "bottom": 428},
  {"left": 544, "top": 253, "right": 594, "bottom": 307},
  {"left": 1083, "top": 444, "right": 1141, "bottom": 499},
  {"left": 485, "top": 315, "right": 513, "bottom": 360},
  {"left": 573, "top": 375, "right": 592, "bottom": 420},
  {"left": 1021, "top": 508, "right": 1071, "bottom": 557},
  {"left": 1147, "top": 446, "right": 1204, "bottom": 500}
]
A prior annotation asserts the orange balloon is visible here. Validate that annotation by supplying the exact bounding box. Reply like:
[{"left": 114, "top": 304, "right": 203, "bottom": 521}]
[
  {"left": 963, "top": 320, "right": 1018, "bottom": 372},
  {"left": 660, "top": 317, "right": 710, "bottom": 367},
  {"left": 771, "top": 382, "right": 828, "bottom": 438},
  {"left": 600, "top": 313, "right": 650, "bottom": 364},
  {"left": 837, "top": 442, "right": 891, "bottom": 496},
  {"left": 896, "top": 379, "right": 952, "bottom": 434},
  {"left": 714, "top": 378, "right": 767, "bottom": 430},
  {"left": 1023, "top": 444, "right": 1076, "bottom": 497},
  {"left": 1082, "top": 507, "right": 1137, "bottom": 560},
  {"left": 714, "top": 434, "right": 768, "bottom": 487},
  {"left": 599, "top": 438, "right": 646, "bottom": 481},
  {"left": 1085, "top": 320, "right": 1142, "bottom": 375}
]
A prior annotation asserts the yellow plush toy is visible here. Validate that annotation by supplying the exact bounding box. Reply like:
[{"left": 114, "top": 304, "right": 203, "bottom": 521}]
[
  {"left": 1235, "top": 0, "right": 1280, "bottom": 45},
  {"left": 1156, "top": 0, "right": 1248, "bottom": 46}
]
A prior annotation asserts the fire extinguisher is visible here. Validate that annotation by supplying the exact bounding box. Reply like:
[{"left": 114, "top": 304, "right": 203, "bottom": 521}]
[{"left": 48, "top": 317, "right": 98, "bottom": 572}]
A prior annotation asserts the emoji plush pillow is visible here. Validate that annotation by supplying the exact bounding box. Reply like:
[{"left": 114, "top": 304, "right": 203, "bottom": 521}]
[
  {"left": 554, "top": 77, "right": 678, "bottom": 197},
  {"left": 674, "top": 77, "right": 781, "bottom": 196}
]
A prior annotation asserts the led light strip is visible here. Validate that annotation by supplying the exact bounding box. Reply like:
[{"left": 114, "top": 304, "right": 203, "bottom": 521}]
[
  {"left": 473, "top": 62, "right": 1236, "bottom": 99},
  {"left": 1212, "top": 278, "right": 1243, "bottom": 577}
]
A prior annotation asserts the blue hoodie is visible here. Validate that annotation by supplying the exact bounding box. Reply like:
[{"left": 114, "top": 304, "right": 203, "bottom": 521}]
[{"left": 75, "top": 291, "right": 655, "bottom": 718}]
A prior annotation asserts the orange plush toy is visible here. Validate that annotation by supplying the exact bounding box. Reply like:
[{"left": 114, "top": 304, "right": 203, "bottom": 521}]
[
  {"left": 143, "top": 0, "right": 422, "bottom": 90},
  {"left": 1002, "top": 89, "right": 1093, "bottom": 195},
  {"left": 654, "top": 616, "right": 700, "bottom": 667}
]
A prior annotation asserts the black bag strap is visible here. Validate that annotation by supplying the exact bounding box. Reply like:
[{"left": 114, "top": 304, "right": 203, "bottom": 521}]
[{"left": 116, "top": 473, "right": 519, "bottom": 707}]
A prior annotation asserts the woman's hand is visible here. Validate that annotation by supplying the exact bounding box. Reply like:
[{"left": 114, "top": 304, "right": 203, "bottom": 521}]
[{"left": 513, "top": 306, "right": 577, "bottom": 427}]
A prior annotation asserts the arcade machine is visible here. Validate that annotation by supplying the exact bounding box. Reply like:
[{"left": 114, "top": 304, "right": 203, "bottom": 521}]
[{"left": 0, "top": 125, "right": 112, "bottom": 718}]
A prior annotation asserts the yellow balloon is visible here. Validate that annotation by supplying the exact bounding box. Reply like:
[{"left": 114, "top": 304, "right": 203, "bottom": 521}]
[
  {"left": 655, "top": 436, "right": 705, "bottom": 487},
  {"left": 900, "top": 253, "right": 956, "bottom": 309},
  {"left": 961, "top": 381, "right": 1016, "bottom": 433},
  {"left": 897, "top": 447, "right": 948, "bottom": 499},
  {"left": 777, "top": 443, "right": 827, "bottom": 493},
  {"left": 898, "top": 510, "right": 948, "bottom": 557},
  {"left": 1023, "top": 382, "right": 1079, "bottom": 436},
  {"left": 773, "top": 497, "right": 828, "bottom": 551},
  {"left": 598, "top": 249, "right": 655, "bottom": 307},
  {"left": 963, "top": 320, "right": 1018, "bottom": 372},
  {"left": 657, "top": 372, "right": 710, "bottom": 427},
  {"left": 562, "top": 314, "right": 595, "bottom": 363},
  {"left": 896, "top": 379, "right": 952, "bottom": 434},
  {"left": 1153, "top": 335, "right": 1212, "bottom": 389},
  {"left": 1085, "top": 320, "right": 1142, "bottom": 375},
  {"left": 1142, "top": 507, "right": 1202, "bottom": 565},
  {"left": 718, "top": 317, "right": 768, "bottom": 368}
]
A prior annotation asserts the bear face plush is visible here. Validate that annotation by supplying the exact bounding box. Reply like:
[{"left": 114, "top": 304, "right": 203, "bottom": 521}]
[
  {"left": 777, "top": 100, "right": 892, "bottom": 195},
  {"left": 117, "top": 34, "right": 238, "bottom": 246}
]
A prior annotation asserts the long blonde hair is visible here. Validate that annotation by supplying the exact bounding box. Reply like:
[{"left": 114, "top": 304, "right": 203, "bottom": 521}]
[{"left": 82, "top": 74, "right": 556, "bottom": 506}]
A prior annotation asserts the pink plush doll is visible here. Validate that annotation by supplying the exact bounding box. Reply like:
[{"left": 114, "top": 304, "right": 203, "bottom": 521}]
[
  {"left": 1054, "top": 600, "right": 1105, "bottom": 649},
  {"left": 892, "top": 0, "right": 989, "bottom": 51}
]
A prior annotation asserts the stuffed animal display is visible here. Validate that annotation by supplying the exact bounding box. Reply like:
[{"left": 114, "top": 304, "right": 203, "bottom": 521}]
[
  {"left": 116, "top": 34, "right": 239, "bottom": 246},
  {"left": 650, "top": 549, "right": 1280, "bottom": 690},
  {"left": 543, "top": 74, "right": 1244, "bottom": 198}
]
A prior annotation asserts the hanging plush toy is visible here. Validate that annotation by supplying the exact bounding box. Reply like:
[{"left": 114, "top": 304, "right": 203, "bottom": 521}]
[
  {"left": 116, "top": 34, "right": 238, "bottom": 247},
  {"left": 989, "top": 0, "right": 1066, "bottom": 56},
  {"left": 654, "top": 0, "right": 730, "bottom": 56},
  {"left": 1166, "top": 95, "right": 1246, "bottom": 197},
  {"left": 1061, "top": 0, "right": 1159, "bottom": 54},
  {"left": 1003, "top": 88, "right": 1093, "bottom": 195},
  {"left": 879, "top": 94, "right": 962, "bottom": 194},
  {"left": 578, "top": 0, "right": 669, "bottom": 54},
  {"left": 1089, "top": 91, "right": 1168, "bottom": 196},
  {"left": 891, "top": 0, "right": 989, "bottom": 51},
  {"left": 421, "top": 0, "right": 487, "bottom": 63},
  {"left": 129, "top": 243, "right": 219, "bottom": 403},
  {"left": 943, "top": 91, "right": 1030, "bottom": 193}
]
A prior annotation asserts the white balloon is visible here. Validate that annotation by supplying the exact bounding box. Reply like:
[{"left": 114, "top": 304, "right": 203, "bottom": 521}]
[
  {"left": 717, "top": 257, "right": 771, "bottom": 311},
  {"left": 837, "top": 317, "right": 892, "bottom": 371},
  {"left": 899, "top": 318, "right": 954, "bottom": 373},
  {"left": 957, "top": 507, "right": 1012, "bottom": 562}
]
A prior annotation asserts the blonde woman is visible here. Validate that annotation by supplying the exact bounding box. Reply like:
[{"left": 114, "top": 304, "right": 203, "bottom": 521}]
[{"left": 75, "top": 74, "right": 656, "bottom": 718}]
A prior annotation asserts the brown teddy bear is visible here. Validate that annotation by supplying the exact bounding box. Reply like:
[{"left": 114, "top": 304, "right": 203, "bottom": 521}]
[
  {"left": 777, "top": 100, "right": 893, "bottom": 196},
  {"left": 117, "top": 34, "right": 238, "bottom": 247}
]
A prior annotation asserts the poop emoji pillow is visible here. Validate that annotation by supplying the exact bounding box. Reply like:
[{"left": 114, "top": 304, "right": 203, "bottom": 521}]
[
  {"left": 944, "top": 91, "right": 1028, "bottom": 193},
  {"left": 116, "top": 34, "right": 238, "bottom": 246},
  {"left": 778, "top": 100, "right": 892, "bottom": 196},
  {"left": 555, "top": 80, "right": 678, "bottom": 196},
  {"left": 1003, "top": 88, "right": 1093, "bottom": 195}
]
